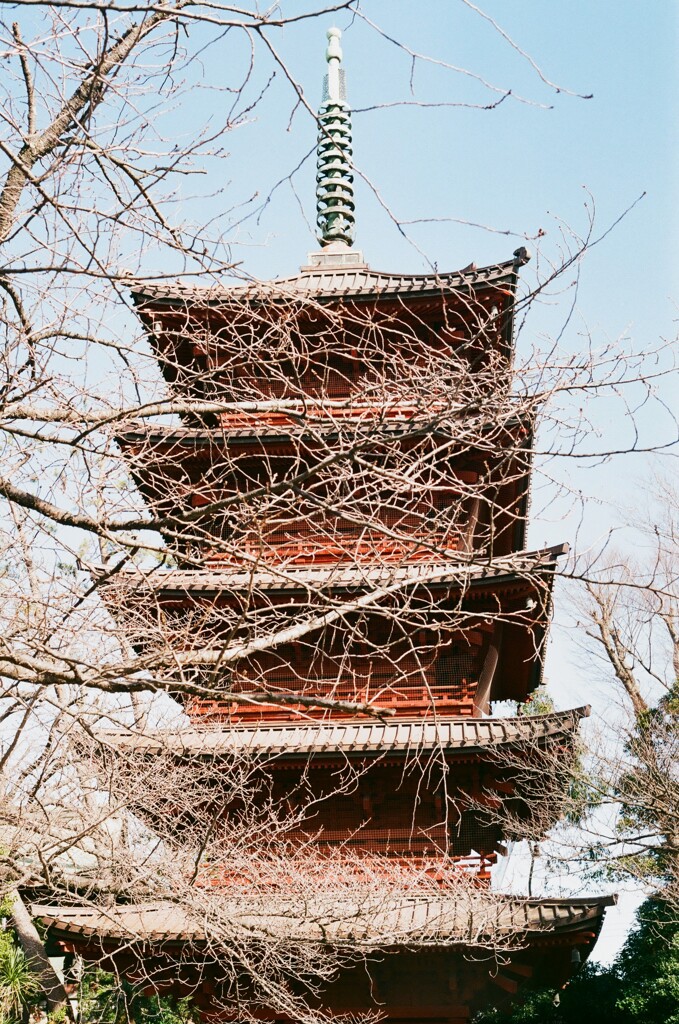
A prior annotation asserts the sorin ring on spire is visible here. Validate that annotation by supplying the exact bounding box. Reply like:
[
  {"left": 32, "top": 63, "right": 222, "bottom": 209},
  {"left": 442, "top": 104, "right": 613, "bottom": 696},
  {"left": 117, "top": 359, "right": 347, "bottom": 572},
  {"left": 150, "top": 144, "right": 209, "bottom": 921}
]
[{"left": 316, "top": 27, "right": 355, "bottom": 248}]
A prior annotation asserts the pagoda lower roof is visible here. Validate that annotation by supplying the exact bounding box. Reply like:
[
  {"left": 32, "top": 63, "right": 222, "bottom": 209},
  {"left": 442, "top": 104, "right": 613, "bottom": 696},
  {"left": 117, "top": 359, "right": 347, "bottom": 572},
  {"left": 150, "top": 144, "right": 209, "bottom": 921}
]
[
  {"left": 104, "top": 544, "right": 567, "bottom": 597},
  {"left": 96, "top": 707, "right": 589, "bottom": 761},
  {"left": 33, "top": 891, "right": 614, "bottom": 949},
  {"left": 130, "top": 257, "right": 518, "bottom": 309}
]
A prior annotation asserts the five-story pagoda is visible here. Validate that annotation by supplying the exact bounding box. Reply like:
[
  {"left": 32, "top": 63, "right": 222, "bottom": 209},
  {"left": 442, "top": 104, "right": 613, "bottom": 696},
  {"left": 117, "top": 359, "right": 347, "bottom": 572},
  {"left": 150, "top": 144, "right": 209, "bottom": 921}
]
[{"left": 35, "top": 29, "right": 613, "bottom": 1024}]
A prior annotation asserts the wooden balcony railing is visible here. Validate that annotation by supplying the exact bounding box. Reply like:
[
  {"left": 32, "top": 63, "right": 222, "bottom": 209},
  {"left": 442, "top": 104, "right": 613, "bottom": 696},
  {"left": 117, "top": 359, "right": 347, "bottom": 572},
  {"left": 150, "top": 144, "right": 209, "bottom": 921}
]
[
  {"left": 188, "top": 678, "right": 479, "bottom": 723},
  {"left": 205, "top": 532, "right": 460, "bottom": 567},
  {"left": 200, "top": 849, "right": 496, "bottom": 887},
  {"left": 216, "top": 404, "right": 425, "bottom": 429}
]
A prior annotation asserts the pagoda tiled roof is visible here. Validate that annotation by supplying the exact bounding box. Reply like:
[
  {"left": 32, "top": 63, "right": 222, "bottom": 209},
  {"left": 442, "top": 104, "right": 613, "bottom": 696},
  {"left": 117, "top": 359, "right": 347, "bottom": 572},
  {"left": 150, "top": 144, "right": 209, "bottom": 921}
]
[
  {"left": 96, "top": 707, "right": 590, "bottom": 760},
  {"left": 116, "top": 409, "right": 532, "bottom": 447},
  {"left": 33, "top": 890, "right": 615, "bottom": 947},
  {"left": 130, "top": 256, "right": 518, "bottom": 308},
  {"left": 103, "top": 544, "right": 567, "bottom": 596},
  {"left": 117, "top": 421, "right": 415, "bottom": 444}
]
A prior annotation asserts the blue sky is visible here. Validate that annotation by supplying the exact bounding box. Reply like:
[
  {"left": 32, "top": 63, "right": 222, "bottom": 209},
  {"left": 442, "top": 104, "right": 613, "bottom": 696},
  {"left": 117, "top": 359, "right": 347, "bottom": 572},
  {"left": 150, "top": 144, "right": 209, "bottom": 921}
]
[{"left": 215, "top": 2, "right": 677, "bottom": 307}]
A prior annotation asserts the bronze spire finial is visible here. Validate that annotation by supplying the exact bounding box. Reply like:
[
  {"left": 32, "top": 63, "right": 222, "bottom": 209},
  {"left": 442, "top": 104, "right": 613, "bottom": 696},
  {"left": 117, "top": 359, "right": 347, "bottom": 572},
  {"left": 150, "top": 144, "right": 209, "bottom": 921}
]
[{"left": 316, "top": 27, "right": 355, "bottom": 248}]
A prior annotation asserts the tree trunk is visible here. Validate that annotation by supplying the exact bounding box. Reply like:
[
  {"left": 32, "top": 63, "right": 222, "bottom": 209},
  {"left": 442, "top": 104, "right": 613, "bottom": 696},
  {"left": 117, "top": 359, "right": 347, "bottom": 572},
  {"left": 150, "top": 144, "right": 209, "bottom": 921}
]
[{"left": 10, "top": 891, "right": 69, "bottom": 1015}]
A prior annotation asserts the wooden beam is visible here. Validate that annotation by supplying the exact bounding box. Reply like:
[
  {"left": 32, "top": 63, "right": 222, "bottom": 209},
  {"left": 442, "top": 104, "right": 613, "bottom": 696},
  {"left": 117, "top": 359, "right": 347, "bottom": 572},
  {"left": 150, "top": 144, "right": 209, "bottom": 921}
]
[
  {"left": 504, "top": 962, "right": 533, "bottom": 978},
  {"left": 490, "top": 973, "right": 519, "bottom": 994}
]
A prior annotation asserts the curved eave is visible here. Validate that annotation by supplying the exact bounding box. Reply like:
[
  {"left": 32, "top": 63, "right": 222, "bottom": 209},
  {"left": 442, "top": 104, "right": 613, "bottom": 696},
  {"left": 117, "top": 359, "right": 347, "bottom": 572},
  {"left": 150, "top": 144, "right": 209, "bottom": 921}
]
[
  {"left": 114, "top": 408, "right": 534, "bottom": 451},
  {"left": 33, "top": 891, "right": 615, "bottom": 950},
  {"left": 96, "top": 544, "right": 568, "bottom": 600},
  {"left": 129, "top": 258, "right": 519, "bottom": 311},
  {"left": 94, "top": 706, "right": 590, "bottom": 762}
]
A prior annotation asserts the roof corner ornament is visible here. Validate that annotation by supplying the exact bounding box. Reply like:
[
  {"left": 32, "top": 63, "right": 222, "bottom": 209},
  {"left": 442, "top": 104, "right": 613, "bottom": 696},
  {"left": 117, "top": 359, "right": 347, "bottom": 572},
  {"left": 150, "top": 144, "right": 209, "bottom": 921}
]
[
  {"left": 513, "top": 246, "right": 532, "bottom": 267},
  {"left": 316, "top": 27, "right": 356, "bottom": 248}
]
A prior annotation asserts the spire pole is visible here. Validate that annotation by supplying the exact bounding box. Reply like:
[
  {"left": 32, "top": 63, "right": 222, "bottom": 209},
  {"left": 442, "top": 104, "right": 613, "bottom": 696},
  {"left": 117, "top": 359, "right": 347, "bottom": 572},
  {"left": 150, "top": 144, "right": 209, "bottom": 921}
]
[{"left": 316, "top": 27, "right": 355, "bottom": 248}]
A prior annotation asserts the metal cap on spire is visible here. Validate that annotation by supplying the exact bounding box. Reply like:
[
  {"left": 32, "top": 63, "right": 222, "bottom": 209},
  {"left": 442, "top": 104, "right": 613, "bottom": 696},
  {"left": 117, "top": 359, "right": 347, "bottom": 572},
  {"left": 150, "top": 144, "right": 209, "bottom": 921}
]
[{"left": 315, "top": 27, "right": 356, "bottom": 250}]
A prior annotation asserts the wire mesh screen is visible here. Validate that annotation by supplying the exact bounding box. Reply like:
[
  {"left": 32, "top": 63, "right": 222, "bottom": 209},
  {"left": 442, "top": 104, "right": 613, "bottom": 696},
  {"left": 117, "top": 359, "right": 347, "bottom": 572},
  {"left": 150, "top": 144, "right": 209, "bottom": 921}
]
[
  {"left": 448, "top": 810, "right": 499, "bottom": 857},
  {"left": 435, "top": 649, "right": 480, "bottom": 700}
]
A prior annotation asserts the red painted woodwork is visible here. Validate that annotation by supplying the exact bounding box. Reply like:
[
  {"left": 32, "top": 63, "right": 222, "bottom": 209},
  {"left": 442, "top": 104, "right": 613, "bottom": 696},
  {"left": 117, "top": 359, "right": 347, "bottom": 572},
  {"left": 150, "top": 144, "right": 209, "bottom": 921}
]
[{"left": 37, "top": 258, "right": 611, "bottom": 1024}]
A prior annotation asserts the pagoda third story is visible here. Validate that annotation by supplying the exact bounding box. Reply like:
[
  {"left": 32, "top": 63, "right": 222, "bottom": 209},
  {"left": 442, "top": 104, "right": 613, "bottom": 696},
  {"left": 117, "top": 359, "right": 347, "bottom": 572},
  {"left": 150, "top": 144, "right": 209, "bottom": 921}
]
[{"left": 35, "top": 27, "right": 614, "bottom": 1024}]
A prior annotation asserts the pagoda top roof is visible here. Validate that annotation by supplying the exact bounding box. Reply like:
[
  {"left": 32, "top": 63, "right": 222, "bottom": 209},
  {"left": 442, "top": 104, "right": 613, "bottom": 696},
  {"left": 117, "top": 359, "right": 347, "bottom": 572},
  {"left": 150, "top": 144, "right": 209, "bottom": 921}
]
[
  {"left": 33, "top": 889, "right": 614, "bottom": 948},
  {"left": 130, "top": 249, "right": 529, "bottom": 310},
  {"left": 95, "top": 707, "right": 589, "bottom": 761},
  {"left": 101, "top": 544, "right": 567, "bottom": 597}
]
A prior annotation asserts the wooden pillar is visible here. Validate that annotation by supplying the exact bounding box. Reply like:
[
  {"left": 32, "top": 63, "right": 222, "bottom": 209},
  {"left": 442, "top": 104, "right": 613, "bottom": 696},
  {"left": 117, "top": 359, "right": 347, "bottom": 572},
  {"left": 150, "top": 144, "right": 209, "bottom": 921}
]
[{"left": 474, "top": 623, "right": 502, "bottom": 714}]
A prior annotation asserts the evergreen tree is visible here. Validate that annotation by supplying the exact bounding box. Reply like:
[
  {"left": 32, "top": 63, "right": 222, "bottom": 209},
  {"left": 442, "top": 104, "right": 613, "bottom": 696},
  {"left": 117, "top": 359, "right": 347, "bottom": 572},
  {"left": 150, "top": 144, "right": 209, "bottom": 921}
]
[{"left": 474, "top": 897, "right": 679, "bottom": 1024}]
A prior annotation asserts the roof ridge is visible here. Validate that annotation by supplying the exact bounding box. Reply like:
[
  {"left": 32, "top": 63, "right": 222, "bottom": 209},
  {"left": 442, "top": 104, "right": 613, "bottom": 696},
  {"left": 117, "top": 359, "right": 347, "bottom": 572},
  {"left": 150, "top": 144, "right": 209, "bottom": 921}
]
[{"left": 129, "top": 256, "right": 519, "bottom": 305}]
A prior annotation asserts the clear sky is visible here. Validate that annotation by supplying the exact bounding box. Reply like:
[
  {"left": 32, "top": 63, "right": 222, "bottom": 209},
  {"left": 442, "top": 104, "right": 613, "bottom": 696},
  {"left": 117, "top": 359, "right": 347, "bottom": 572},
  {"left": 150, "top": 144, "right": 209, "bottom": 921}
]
[{"left": 213, "top": 1, "right": 677, "bottom": 310}]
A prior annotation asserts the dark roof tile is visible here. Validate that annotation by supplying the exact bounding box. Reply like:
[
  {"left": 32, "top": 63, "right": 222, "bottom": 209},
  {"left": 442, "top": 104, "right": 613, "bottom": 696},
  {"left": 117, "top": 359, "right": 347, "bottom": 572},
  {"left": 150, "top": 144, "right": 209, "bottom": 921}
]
[
  {"left": 130, "top": 258, "right": 517, "bottom": 308},
  {"left": 96, "top": 707, "right": 590, "bottom": 759},
  {"left": 33, "top": 891, "right": 615, "bottom": 948}
]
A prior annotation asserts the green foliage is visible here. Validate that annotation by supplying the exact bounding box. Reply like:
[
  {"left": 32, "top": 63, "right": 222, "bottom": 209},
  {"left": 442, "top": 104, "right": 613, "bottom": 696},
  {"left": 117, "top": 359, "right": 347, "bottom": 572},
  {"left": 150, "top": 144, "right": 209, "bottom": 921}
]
[
  {"left": 79, "top": 968, "right": 198, "bottom": 1024},
  {"left": 473, "top": 897, "right": 679, "bottom": 1024},
  {"left": 612, "top": 682, "right": 679, "bottom": 889},
  {"left": 0, "top": 930, "right": 41, "bottom": 1023},
  {"left": 613, "top": 898, "right": 679, "bottom": 1024},
  {"left": 517, "top": 686, "right": 556, "bottom": 717},
  {"left": 472, "top": 965, "right": 624, "bottom": 1024},
  {"left": 563, "top": 766, "right": 600, "bottom": 827}
]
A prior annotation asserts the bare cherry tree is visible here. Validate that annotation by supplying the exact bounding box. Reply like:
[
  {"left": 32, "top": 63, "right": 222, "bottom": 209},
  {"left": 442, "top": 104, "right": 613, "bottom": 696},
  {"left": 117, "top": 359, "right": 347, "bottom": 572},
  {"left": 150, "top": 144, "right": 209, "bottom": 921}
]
[
  {"left": 0, "top": 2, "right": 674, "bottom": 1019},
  {"left": 571, "top": 481, "right": 679, "bottom": 909}
]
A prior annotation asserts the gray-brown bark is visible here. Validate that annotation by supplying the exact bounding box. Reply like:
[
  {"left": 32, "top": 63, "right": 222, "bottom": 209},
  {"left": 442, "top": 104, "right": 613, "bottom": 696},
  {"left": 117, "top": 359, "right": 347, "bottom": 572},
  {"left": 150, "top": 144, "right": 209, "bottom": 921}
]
[
  {"left": 0, "top": 3, "right": 191, "bottom": 245},
  {"left": 10, "top": 891, "right": 69, "bottom": 1014}
]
